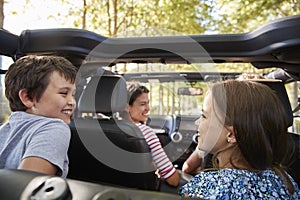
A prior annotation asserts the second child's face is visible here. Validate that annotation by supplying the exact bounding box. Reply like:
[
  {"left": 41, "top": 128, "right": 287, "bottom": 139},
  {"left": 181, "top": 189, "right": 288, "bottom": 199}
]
[
  {"left": 27, "top": 71, "right": 76, "bottom": 124},
  {"left": 196, "top": 92, "right": 228, "bottom": 154},
  {"left": 128, "top": 93, "right": 150, "bottom": 124}
]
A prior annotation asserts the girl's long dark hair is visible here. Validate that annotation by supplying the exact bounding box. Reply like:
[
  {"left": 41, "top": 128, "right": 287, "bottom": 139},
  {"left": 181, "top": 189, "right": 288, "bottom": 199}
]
[{"left": 210, "top": 80, "right": 294, "bottom": 193}]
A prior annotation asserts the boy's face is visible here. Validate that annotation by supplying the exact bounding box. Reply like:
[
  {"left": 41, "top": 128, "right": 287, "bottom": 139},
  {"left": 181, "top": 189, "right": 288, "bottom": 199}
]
[{"left": 27, "top": 71, "right": 76, "bottom": 124}]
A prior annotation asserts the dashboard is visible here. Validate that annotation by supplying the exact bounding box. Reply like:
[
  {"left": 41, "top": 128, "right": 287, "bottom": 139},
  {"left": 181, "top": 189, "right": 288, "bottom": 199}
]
[{"left": 147, "top": 115, "right": 199, "bottom": 168}]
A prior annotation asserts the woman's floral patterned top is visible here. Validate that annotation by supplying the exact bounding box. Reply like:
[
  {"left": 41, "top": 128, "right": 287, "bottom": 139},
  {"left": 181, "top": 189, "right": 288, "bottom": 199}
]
[{"left": 179, "top": 168, "right": 300, "bottom": 199}]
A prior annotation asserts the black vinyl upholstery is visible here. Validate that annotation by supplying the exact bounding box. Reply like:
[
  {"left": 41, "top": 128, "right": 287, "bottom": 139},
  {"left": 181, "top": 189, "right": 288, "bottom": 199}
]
[
  {"left": 68, "top": 75, "right": 159, "bottom": 190},
  {"left": 0, "top": 169, "right": 178, "bottom": 200},
  {"left": 260, "top": 81, "right": 299, "bottom": 186},
  {"left": 260, "top": 81, "right": 293, "bottom": 127},
  {"left": 77, "top": 75, "right": 127, "bottom": 114},
  {"left": 287, "top": 132, "right": 300, "bottom": 186}
]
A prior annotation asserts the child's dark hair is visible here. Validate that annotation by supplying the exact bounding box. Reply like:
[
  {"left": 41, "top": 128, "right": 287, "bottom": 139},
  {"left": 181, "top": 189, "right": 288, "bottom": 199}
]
[
  {"left": 5, "top": 55, "right": 77, "bottom": 111},
  {"left": 127, "top": 81, "right": 149, "bottom": 106}
]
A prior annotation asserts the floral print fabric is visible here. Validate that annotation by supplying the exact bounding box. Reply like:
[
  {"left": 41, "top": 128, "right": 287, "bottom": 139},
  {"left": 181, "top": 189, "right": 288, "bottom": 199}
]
[{"left": 179, "top": 168, "right": 300, "bottom": 199}]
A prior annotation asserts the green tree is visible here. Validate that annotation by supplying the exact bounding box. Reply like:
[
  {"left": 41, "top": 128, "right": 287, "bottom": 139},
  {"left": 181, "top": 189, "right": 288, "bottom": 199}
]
[
  {"left": 125, "top": 0, "right": 214, "bottom": 36},
  {"left": 66, "top": 0, "right": 137, "bottom": 37},
  {"left": 0, "top": 0, "right": 3, "bottom": 28},
  {"left": 209, "top": 0, "right": 299, "bottom": 75},
  {"left": 215, "top": 0, "right": 300, "bottom": 33},
  {"left": 67, "top": 0, "right": 214, "bottom": 37}
]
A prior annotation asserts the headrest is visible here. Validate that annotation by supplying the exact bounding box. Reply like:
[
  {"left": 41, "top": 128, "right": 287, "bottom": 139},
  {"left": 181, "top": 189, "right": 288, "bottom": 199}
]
[
  {"left": 78, "top": 75, "right": 127, "bottom": 114},
  {"left": 260, "top": 81, "right": 293, "bottom": 127}
]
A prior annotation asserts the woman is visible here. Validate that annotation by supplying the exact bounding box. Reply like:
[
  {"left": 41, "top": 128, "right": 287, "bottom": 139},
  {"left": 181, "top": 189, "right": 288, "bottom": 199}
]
[
  {"left": 127, "top": 82, "right": 150, "bottom": 124},
  {"left": 179, "top": 80, "right": 300, "bottom": 199},
  {"left": 126, "top": 82, "right": 180, "bottom": 187}
]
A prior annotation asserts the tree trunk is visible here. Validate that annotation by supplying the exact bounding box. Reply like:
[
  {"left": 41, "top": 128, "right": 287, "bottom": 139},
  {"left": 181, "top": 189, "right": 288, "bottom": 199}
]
[
  {"left": 0, "top": 0, "right": 4, "bottom": 28},
  {"left": 82, "top": 0, "right": 86, "bottom": 29}
]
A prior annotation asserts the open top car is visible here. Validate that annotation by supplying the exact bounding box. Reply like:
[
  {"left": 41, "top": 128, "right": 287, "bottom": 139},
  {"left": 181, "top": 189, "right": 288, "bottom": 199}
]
[{"left": 0, "top": 15, "right": 300, "bottom": 199}]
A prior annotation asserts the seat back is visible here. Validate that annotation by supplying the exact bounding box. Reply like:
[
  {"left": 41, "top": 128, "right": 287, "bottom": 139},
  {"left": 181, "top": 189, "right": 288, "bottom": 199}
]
[
  {"left": 260, "top": 81, "right": 299, "bottom": 186},
  {"left": 68, "top": 75, "right": 159, "bottom": 190},
  {"left": 260, "top": 81, "right": 293, "bottom": 127},
  {"left": 287, "top": 132, "right": 300, "bottom": 186}
]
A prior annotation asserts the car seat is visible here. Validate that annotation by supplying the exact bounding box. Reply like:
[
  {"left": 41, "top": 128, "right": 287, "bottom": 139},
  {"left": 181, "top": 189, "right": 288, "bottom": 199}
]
[
  {"left": 261, "top": 81, "right": 299, "bottom": 186},
  {"left": 68, "top": 75, "right": 160, "bottom": 190}
]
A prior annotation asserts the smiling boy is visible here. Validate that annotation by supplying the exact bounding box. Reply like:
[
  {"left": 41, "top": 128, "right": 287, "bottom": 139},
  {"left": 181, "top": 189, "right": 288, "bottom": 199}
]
[{"left": 0, "top": 55, "right": 77, "bottom": 177}]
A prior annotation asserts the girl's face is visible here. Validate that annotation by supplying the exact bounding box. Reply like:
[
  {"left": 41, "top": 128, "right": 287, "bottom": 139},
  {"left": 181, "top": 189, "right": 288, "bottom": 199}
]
[
  {"left": 196, "top": 92, "right": 229, "bottom": 154},
  {"left": 128, "top": 92, "right": 150, "bottom": 124},
  {"left": 27, "top": 71, "right": 76, "bottom": 124}
]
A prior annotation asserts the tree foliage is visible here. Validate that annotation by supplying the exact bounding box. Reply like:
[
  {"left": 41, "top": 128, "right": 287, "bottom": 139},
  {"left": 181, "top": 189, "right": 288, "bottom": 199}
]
[
  {"left": 1, "top": 0, "right": 299, "bottom": 75},
  {"left": 24, "top": 0, "right": 298, "bottom": 37},
  {"left": 67, "top": 0, "right": 214, "bottom": 37},
  {"left": 0, "top": 0, "right": 3, "bottom": 28},
  {"left": 214, "top": 0, "right": 300, "bottom": 33},
  {"left": 1, "top": 0, "right": 299, "bottom": 117}
]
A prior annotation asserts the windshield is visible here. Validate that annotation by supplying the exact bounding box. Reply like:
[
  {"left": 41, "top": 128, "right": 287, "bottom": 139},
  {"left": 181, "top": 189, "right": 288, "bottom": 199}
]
[
  {"left": 117, "top": 62, "right": 240, "bottom": 116},
  {"left": 141, "top": 80, "right": 205, "bottom": 116}
]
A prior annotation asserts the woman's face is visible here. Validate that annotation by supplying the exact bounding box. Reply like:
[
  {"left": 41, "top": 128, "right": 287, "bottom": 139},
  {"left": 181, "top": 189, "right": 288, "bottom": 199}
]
[
  {"left": 128, "top": 92, "right": 150, "bottom": 124},
  {"left": 196, "top": 92, "right": 229, "bottom": 154}
]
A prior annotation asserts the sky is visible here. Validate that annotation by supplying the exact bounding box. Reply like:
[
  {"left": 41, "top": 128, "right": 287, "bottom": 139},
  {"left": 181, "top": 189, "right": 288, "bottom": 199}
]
[
  {"left": 3, "top": 0, "right": 74, "bottom": 35},
  {"left": 1, "top": 0, "right": 77, "bottom": 68}
]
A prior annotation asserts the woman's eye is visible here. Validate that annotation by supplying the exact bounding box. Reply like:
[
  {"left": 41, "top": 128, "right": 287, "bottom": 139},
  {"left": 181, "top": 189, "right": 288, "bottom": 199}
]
[{"left": 201, "top": 114, "right": 206, "bottom": 119}]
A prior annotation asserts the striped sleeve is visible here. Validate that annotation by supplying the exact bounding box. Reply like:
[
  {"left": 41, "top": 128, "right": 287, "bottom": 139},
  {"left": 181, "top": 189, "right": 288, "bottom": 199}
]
[{"left": 137, "top": 123, "right": 176, "bottom": 179}]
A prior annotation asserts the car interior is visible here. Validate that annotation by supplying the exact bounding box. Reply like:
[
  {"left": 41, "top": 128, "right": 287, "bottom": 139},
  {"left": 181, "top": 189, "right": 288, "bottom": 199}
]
[
  {"left": 68, "top": 75, "right": 159, "bottom": 190},
  {"left": 0, "top": 14, "right": 300, "bottom": 199}
]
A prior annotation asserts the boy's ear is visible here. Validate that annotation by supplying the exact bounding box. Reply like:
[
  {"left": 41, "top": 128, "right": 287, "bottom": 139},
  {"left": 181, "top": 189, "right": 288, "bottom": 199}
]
[{"left": 19, "top": 89, "right": 34, "bottom": 108}]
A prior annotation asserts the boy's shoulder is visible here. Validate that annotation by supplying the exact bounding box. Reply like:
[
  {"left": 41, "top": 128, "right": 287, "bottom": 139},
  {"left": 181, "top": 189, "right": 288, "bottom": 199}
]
[{"left": 9, "top": 111, "right": 69, "bottom": 129}]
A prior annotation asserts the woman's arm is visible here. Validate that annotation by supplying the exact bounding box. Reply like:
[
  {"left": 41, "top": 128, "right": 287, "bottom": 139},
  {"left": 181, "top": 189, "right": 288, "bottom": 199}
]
[{"left": 182, "top": 149, "right": 204, "bottom": 175}]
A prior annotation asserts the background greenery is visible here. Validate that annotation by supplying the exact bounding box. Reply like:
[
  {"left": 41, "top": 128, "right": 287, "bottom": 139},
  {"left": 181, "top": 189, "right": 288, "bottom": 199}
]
[{"left": 0, "top": 0, "right": 299, "bottom": 121}]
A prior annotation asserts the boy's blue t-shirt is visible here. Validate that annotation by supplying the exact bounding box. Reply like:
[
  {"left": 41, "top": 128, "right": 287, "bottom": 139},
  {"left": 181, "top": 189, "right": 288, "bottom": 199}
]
[{"left": 0, "top": 111, "right": 70, "bottom": 178}]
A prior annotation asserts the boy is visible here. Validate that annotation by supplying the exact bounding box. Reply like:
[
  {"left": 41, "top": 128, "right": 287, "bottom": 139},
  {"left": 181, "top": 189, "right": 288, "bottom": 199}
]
[{"left": 0, "top": 55, "right": 77, "bottom": 178}]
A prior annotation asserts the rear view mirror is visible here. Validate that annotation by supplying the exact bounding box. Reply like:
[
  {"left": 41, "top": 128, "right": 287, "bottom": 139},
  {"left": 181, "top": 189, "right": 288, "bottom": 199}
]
[{"left": 177, "top": 87, "right": 203, "bottom": 96}]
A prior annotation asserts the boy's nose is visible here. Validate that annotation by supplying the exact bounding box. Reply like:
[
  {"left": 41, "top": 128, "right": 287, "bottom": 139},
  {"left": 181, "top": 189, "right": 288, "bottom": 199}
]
[{"left": 68, "top": 97, "right": 76, "bottom": 107}]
